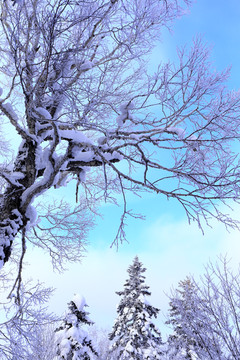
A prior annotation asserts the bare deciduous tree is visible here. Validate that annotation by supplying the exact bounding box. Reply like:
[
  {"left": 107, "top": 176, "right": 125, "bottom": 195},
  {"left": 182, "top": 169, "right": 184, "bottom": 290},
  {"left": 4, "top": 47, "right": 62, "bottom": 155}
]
[
  {"left": 0, "top": 0, "right": 240, "bottom": 284},
  {"left": 0, "top": 277, "right": 56, "bottom": 360}
]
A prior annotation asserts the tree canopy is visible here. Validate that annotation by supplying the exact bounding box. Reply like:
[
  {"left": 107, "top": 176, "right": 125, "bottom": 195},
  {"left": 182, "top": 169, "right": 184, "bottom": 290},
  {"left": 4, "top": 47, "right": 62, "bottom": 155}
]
[{"left": 1, "top": 0, "right": 240, "bottom": 297}]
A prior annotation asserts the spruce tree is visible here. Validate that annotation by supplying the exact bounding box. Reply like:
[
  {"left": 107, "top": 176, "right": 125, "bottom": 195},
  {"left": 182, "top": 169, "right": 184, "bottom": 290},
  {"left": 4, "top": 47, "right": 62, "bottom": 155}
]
[
  {"left": 109, "top": 256, "right": 162, "bottom": 359},
  {"left": 166, "top": 277, "right": 222, "bottom": 360},
  {"left": 54, "top": 294, "right": 98, "bottom": 360},
  {"left": 166, "top": 278, "right": 200, "bottom": 359}
]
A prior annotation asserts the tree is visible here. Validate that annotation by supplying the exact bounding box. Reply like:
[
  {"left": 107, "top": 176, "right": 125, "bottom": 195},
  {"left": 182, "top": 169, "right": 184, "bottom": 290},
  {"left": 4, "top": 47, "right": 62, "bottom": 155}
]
[
  {"left": 87, "top": 325, "right": 118, "bottom": 360},
  {"left": 25, "top": 323, "right": 58, "bottom": 360},
  {"left": 166, "top": 259, "right": 240, "bottom": 359},
  {"left": 0, "top": 0, "right": 240, "bottom": 285},
  {"left": 109, "top": 256, "right": 163, "bottom": 359},
  {"left": 191, "top": 258, "right": 240, "bottom": 359},
  {"left": 0, "top": 278, "right": 56, "bottom": 360},
  {"left": 54, "top": 294, "right": 98, "bottom": 360},
  {"left": 166, "top": 278, "right": 219, "bottom": 359}
]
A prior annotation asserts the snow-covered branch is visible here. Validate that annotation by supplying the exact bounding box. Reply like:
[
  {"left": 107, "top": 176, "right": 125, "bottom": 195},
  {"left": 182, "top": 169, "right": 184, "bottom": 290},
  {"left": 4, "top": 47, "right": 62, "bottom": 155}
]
[{"left": 0, "top": 0, "right": 239, "bottom": 269}]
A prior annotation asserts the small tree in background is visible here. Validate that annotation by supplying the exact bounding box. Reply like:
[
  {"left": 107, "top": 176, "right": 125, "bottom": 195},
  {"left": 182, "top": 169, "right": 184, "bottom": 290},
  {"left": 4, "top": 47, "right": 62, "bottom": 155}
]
[
  {"left": 109, "top": 256, "right": 162, "bottom": 359},
  {"left": 166, "top": 278, "right": 203, "bottom": 359},
  {"left": 0, "top": 278, "right": 56, "bottom": 360},
  {"left": 166, "top": 277, "right": 222, "bottom": 360},
  {"left": 191, "top": 258, "right": 240, "bottom": 359},
  {"left": 54, "top": 294, "right": 98, "bottom": 360}
]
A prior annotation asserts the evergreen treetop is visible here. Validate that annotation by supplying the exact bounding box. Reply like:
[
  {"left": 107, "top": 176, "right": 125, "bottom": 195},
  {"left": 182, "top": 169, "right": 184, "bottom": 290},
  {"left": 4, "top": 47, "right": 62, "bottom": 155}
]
[{"left": 109, "top": 256, "right": 162, "bottom": 360}]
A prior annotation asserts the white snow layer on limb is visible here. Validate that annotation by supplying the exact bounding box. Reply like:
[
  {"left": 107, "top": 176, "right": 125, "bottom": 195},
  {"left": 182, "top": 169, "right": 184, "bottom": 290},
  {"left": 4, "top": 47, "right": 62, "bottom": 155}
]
[
  {"left": 116, "top": 101, "right": 135, "bottom": 127},
  {"left": 101, "top": 151, "right": 123, "bottom": 162},
  {"left": 166, "top": 126, "right": 186, "bottom": 139},
  {"left": 79, "top": 60, "right": 93, "bottom": 71},
  {"left": 21, "top": 161, "right": 56, "bottom": 205},
  {"left": 25, "top": 204, "right": 38, "bottom": 229},
  {"left": 71, "top": 148, "right": 94, "bottom": 162},
  {"left": 0, "top": 88, "right": 3, "bottom": 97},
  {"left": 59, "top": 129, "right": 93, "bottom": 145},
  {"left": 2, "top": 171, "right": 25, "bottom": 187},
  {"left": 34, "top": 107, "right": 52, "bottom": 120},
  {"left": 187, "top": 134, "right": 198, "bottom": 141}
]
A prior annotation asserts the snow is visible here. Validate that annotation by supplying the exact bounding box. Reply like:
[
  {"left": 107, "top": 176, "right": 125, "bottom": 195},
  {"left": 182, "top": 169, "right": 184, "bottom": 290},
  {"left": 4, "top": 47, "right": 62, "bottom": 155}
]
[
  {"left": 11, "top": 209, "right": 22, "bottom": 221},
  {"left": 3, "top": 171, "right": 25, "bottom": 187},
  {"left": 116, "top": 114, "right": 126, "bottom": 127},
  {"left": 58, "top": 338, "right": 71, "bottom": 357},
  {"left": 102, "top": 151, "right": 123, "bottom": 161},
  {"left": 71, "top": 148, "right": 94, "bottom": 162},
  {"left": 130, "top": 133, "right": 141, "bottom": 141},
  {"left": 34, "top": 107, "right": 52, "bottom": 120},
  {"left": 120, "top": 101, "right": 134, "bottom": 112},
  {"left": 2, "top": 103, "right": 18, "bottom": 121},
  {"left": 72, "top": 294, "right": 86, "bottom": 311},
  {"left": 66, "top": 313, "right": 78, "bottom": 326},
  {"left": 21, "top": 160, "right": 55, "bottom": 205},
  {"left": 62, "top": 59, "right": 75, "bottom": 78},
  {"left": 80, "top": 60, "right": 93, "bottom": 71},
  {"left": 166, "top": 126, "right": 185, "bottom": 139},
  {"left": 0, "top": 88, "right": 3, "bottom": 97},
  {"left": 188, "top": 134, "right": 197, "bottom": 141},
  {"left": 25, "top": 205, "right": 38, "bottom": 228},
  {"left": 125, "top": 342, "right": 134, "bottom": 353},
  {"left": 60, "top": 129, "right": 93, "bottom": 145},
  {"left": 116, "top": 101, "right": 134, "bottom": 127},
  {"left": 79, "top": 168, "right": 86, "bottom": 182},
  {"left": 97, "top": 136, "right": 107, "bottom": 145}
]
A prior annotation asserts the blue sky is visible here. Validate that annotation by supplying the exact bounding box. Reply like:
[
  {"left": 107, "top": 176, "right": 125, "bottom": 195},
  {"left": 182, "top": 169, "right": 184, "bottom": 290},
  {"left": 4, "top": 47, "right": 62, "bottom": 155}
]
[{"left": 23, "top": 0, "right": 240, "bottom": 338}]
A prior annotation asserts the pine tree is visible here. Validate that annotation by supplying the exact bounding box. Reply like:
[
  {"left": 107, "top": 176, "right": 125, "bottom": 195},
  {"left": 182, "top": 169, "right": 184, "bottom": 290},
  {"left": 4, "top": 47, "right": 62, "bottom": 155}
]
[
  {"left": 54, "top": 294, "right": 98, "bottom": 360},
  {"left": 166, "top": 277, "right": 222, "bottom": 360},
  {"left": 109, "top": 256, "right": 162, "bottom": 359},
  {"left": 166, "top": 278, "right": 200, "bottom": 359}
]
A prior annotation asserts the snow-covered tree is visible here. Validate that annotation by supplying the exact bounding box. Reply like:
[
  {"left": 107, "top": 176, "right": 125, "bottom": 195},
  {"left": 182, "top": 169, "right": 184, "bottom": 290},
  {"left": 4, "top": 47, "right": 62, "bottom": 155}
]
[
  {"left": 166, "top": 276, "right": 222, "bottom": 359},
  {"left": 109, "top": 256, "right": 163, "bottom": 359},
  {"left": 26, "top": 323, "right": 57, "bottom": 360},
  {"left": 0, "top": 279, "right": 56, "bottom": 360},
  {"left": 191, "top": 258, "right": 240, "bottom": 359},
  {"left": 0, "top": 0, "right": 240, "bottom": 281},
  {"left": 1, "top": 2, "right": 240, "bottom": 324},
  {"left": 54, "top": 294, "right": 98, "bottom": 360},
  {"left": 166, "top": 278, "right": 205, "bottom": 359},
  {"left": 88, "top": 325, "right": 118, "bottom": 360}
]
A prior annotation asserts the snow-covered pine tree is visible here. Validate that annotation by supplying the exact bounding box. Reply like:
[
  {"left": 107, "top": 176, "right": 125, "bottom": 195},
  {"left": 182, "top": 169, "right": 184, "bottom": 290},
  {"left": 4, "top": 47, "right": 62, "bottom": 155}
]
[
  {"left": 54, "top": 294, "right": 98, "bottom": 360},
  {"left": 109, "top": 256, "right": 162, "bottom": 359},
  {"left": 166, "top": 278, "right": 200, "bottom": 359},
  {"left": 166, "top": 277, "right": 222, "bottom": 360}
]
